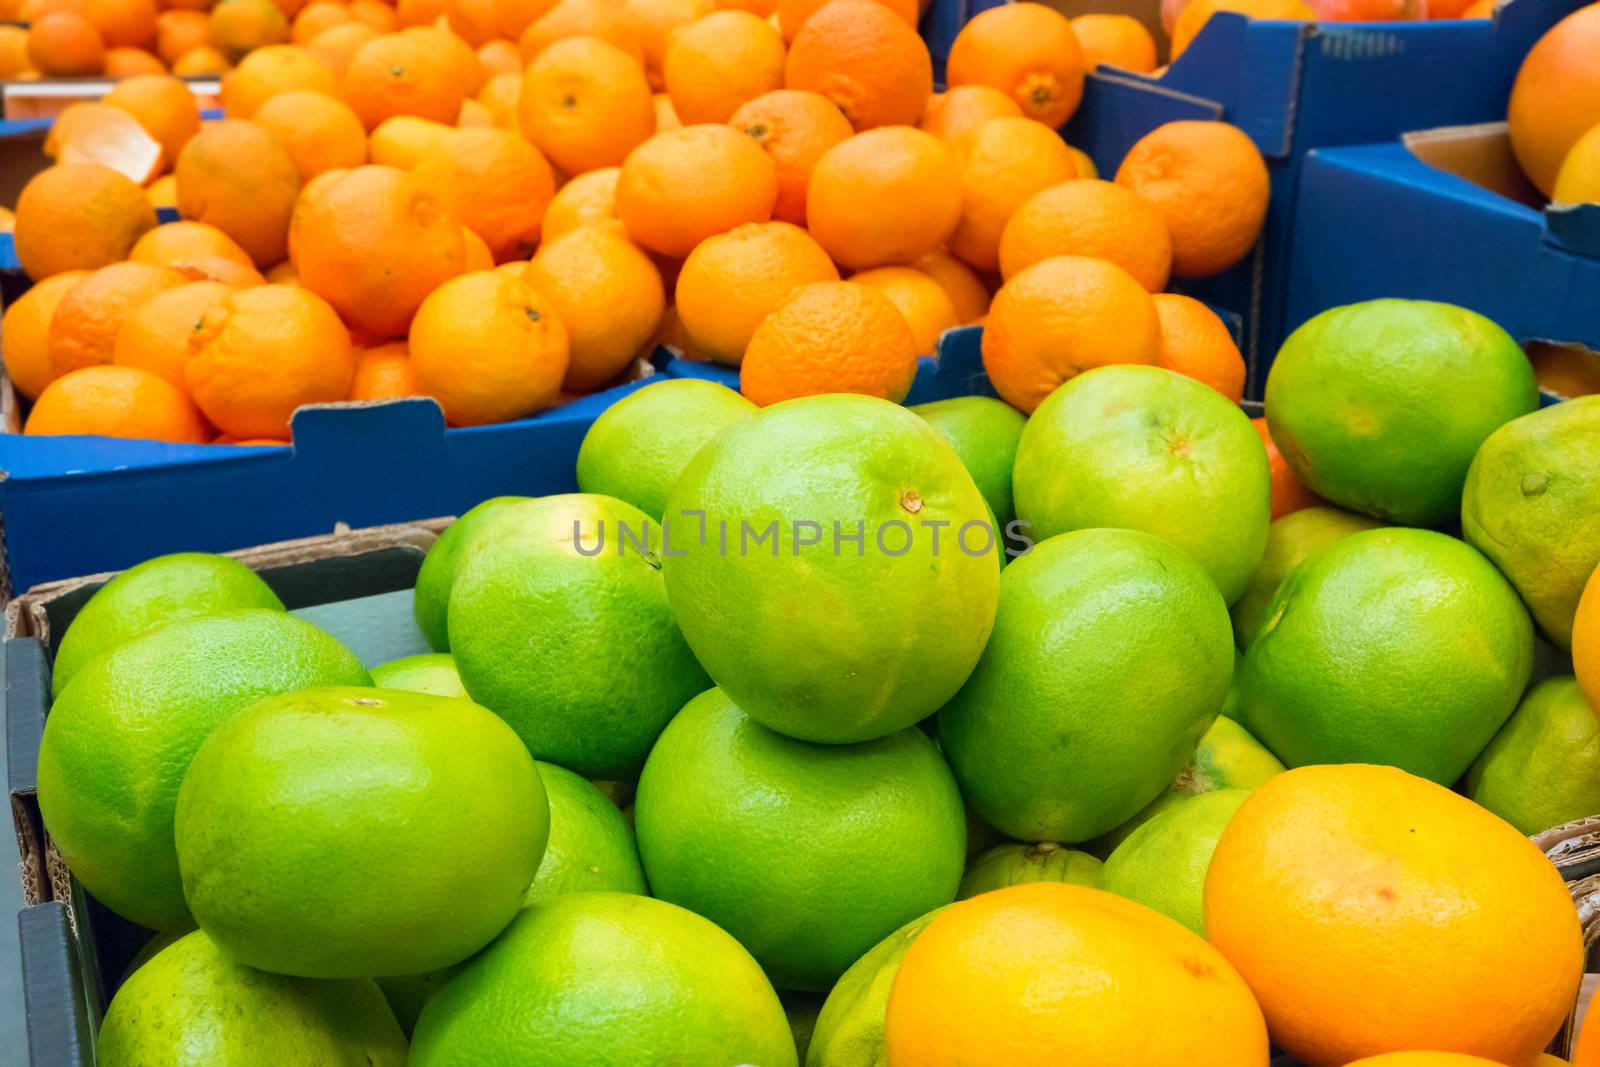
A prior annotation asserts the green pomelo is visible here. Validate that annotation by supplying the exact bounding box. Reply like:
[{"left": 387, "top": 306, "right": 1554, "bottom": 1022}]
[
  {"left": 1264, "top": 299, "right": 1538, "bottom": 526},
  {"left": 36, "top": 610, "right": 369, "bottom": 930},
  {"left": 448, "top": 493, "right": 710, "bottom": 778},
  {"left": 1467, "top": 676, "right": 1600, "bottom": 835},
  {"left": 526, "top": 760, "right": 648, "bottom": 903},
  {"left": 1011, "top": 363, "right": 1270, "bottom": 604},
  {"left": 805, "top": 907, "right": 948, "bottom": 1067},
  {"left": 910, "top": 395, "right": 1027, "bottom": 528},
  {"left": 957, "top": 842, "right": 1103, "bottom": 899},
  {"left": 1238, "top": 528, "right": 1534, "bottom": 783},
  {"left": 634, "top": 687, "right": 966, "bottom": 991},
  {"left": 1102, "top": 787, "right": 1252, "bottom": 937},
  {"left": 175, "top": 686, "right": 549, "bottom": 978},
  {"left": 412, "top": 496, "right": 527, "bottom": 651},
  {"left": 410, "top": 892, "right": 796, "bottom": 1067},
  {"left": 97, "top": 930, "right": 406, "bottom": 1067},
  {"left": 661, "top": 394, "right": 1000, "bottom": 743},
  {"left": 1462, "top": 395, "right": 1600, "bottom": 648},
  {"left": 369, "top": 653, "right": 467, "bottom": 698},
  {"left": 51, "top": 552, "right": 285, "bottom": 697},
  {"left": 576, "top": 378, "right": 757, "bottom": 519},
  {"left": 938, "top": 528, "right": 1234, "bottom": 843},
  {"left": 1230, "top": 506, "right": 1385, "bottom": 649}
]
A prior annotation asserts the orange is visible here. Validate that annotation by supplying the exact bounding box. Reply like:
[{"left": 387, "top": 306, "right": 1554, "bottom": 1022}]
[
  {"left": 208, "top": 0, "right": 289, "bottom": 59},
  {"left": 883, "top": 884, "right": 1269, "bottom": 1067},
  {"left": 171, "top": 255, "right": 265, "bottom": 287},
  {"left": 998, "top": 178, "right": 1173, "bottom": 291},
  {"left": 1209, "top": 765, "right": 1582, "bottom": 1067},
  {"left": 1152, "top": 292, "right": 1244, "bottom": 403},
  {"left": 714, "top": 0, "right": 772, "bottom": 14},
  {"left": 129, "top": 220, "right": 254, "bottom": 270},
  {"left": 673, "top": 220, "right": 838, "bottom": 364},
  {"left": 848, "top": 265, "right": 956, "bottom": 355},
  {"left": 291, "top": 0, "right": 350, "bottom": 42},
  {"left": 805, "top": 125, "right": 961, "bottom": 270},
  {"left": 727, "top": 89, "right": 848, "bottom": 226},
  {"left": 368, "top": 114, "right": 451, "bottom": 168},
  {"left": 460, "top": 98, "right": 494, "bottom": 128},
  {"left": 739, "top": 279, "right": 917, "bottom": 406},
  {"left": 27, "top": 13, "right": 106, "bottom": 75},
  {"left": 47, "top": 261, "right": 187, "bottom": 379},
  {"left": 307, "top": 20, "right": 379, "bottom": 74},
  {"left": 341, "top": 30, "right": 466, "bottom": 129},
  {"left": 102, "top": 74, "right": 201, "bottom": 170},
  {"left": 523, "top": 222, "right": 664, "bottom": 389},
  {"left": 1252, "top": 415, "right": 1322, "bottom": 520},
  {"left": 83, "top": 0, "right": 157, "bottom": 47},
  {"left": 775, "top": 0, "right": 911, "bottom": 41},
  {"left": 541, "top": 165, "right": 618, "bottom": 239},
  {"left": 112, "top": 279, "right": 235, "bottom": 389},
  {"left": 652, "top": 92, "right": 680, "bottom": 132},
  {"left": 1576, "top": 565, "right": 1599, "bottom": 712},
  {"left": 663, "top": 10, "right": 785, "bottom": 125},
  {"left": 0, "top": 25, "right": 36, "bottom": 77},
  {"left": 518, "top": 36, "right": 654, "bottom": 176},
  {"left": 409, "top": 270, "right": 569, "bottom": 423},
  {"left": 918, "top": 84, "right": 1023, "bottom": 159},
  {"left": 175, "top": 119, "right": 302, "bottom": 266},
  {"left": 186, "top": 284, "right": 357, "bottom": 437},
  {"left": 289, "top": 164, "right": 467, "bottom": 338},
  {"left": 1508, "top": 5, "right": 1600, "bottom": 198},
  {"left": 443, "top": 0, "right": 497, "bottom": 44},
  {"left": 14, "top": 162, "right": 156, "bottom": 281},
  {"left": 103, "top": 45, "right": 166, "bottom": 75},
  {"left": 252, "top": 88, "right": 368, "bottom": 181},
  {"left": 615, "top": 124, "right": 777, "bottom": 257},
  {"left": 25, "top": 365, "right": 208, "bottom": 442},
  {"left": 155, "top": 9, "right": 208, "bottom": 64},
  {"left": 348, "top": 342, "right": 421, "bottom": 401},
  {"left": 42, "top": 104, "right": 163, "bottom": 185},
  {"left": 911, "top": 249, "right": 988, "bottom": 324},
  {"left": 268, "top": 0, "right": 313, "bottom": 19},
  {"left": 1115, "top": 120, "right": 1269, "bottom": 278},
  {"left": 518, "top": 0, "right": 641, "bottom": 62},
  {"left": 145, "top": 174, "right": 177, "bottom": 209},
  {"left": 346, "top": 0, "right": 393, "bottom": 30},
  {"left": 264, "top": 259, "right": 300, "bottom": 284},
  {"left": 623, "top": 0, "right": 710, "bottom": 89},
  {"left": 1170, "top": 0, "right": 1313, "bottom": 60},
  {"left": 1341, "top": 1055, "right": 1508, "bottom": 1066},
  {"left": 1071, "top": 13, "right": 1156, "bottom": 73},
  {"left": 947, "top": 3, "right": 1085, "bottom": 128},
  {"left": 170, "top": 44, "right": 229, "bottom": 74},
  {"left": 459, "top": 224, "right": 494, "bottom": 270},
  {"left": 1576, "top": 986, "right": 1600, "bottom": 1067},
  {"left": 476, "top": 37, "right": 520, "bottom": 78},
  {"left": 414, "top": 126, "right": 556, "bottom": 260},
  {"left": 980, "top": 255, "right": 1159, "bottom": 413},
  {"left": 783, "top": 0, "right": 929, "bottom": 131},
  {"left": 1459, "top": 0, "right": 1492, "bottom": 15},
  {"left": 948, "top": 116, "right": 1078, "bottom": 273},
  {"left": 490, "top": 0, "right": 552, "bottom": 41},
  {"left": 395, "top": 0, "right": 445, "bottom": 25},
  {"left": 1, "top": 271, "right": 91, "bottom": 400},
  {"left": 477, "top": 69, "right": 522, "bottom": 130}
]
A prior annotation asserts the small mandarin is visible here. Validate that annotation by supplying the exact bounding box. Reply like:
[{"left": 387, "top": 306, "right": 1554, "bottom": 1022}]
[
  {"left": 1071, "top": 13, "right": 1157, "bottom": 73},
  {"left": 997, "top": 178, "right": 1172, "bottom": 291},
  {"left": 174, "top": 119, "right": 303, "bottom": 266},
  {"left": 775, "top": 0, "right": 912, "bottom": 40},
  {"left": 25, "top": 365, "right": 208, "bottom": 443},
  {"left": 918, "top": 84, "right": 1023, "bottom": 159},
  {"left": 784, "top": 0, "right": 929, "bottom": 130},
  {"left": 805, "top": 125, "right": 961, "bottom": 270},
  {"left": 624, "top": 0, "right": 711, "bottom": 89},
  {"left": 14, "top": 162, "right": 156, "bottom": 281},
  {"left": 1151, "top": 293, "right": 1245, "bottom": 404},
  {"left": 849, "top": 265, "right": 958, "bottom": 355},
  {"left": 663, "top": 10, "right": 785, "bottom": 124},
  {"left": 1, "top": 270, "right": 91, "bottom": 400},
  {"left": 220, "top": 43, "right": 337, "bottom": 117},
  {"left": 947, "top": 2, "right": 1086, "bottom": 128},
  {"left": 739, "top": 279, "right": 919, "bottom": 406},
  {"left": 341, "top": 30, "right": 466, "bottom": 130},
  {"left": 728, "top": 88, "right": 852, "bottom": 226},
  {"left": 413, "top": 125, "right": 556, "bottom": 260},
  {"left": 251, "top": 88, "right": 369, "bottom": 182},
  {"left": 911, "top": 250, "right": 990, "bottom": 324},
  {"left": 615, "top": 124, "right": 777, "bottom": 257},
  {"left": 947, "top": 116, "right": 1079, "bottom": 273},
  {"left": 518, "top": 35, "right": 655, "bottom": 176},
  {"left": 368, "top": 115, "right": 452, "bottom": 169},
  {"left": 518, "top": 0, "right": 642, "bottom": 62},
  {"left": 129, "top": 220, "right": 255, "bottom": 270},
  {"left": 541, "top": 166, "right": 620, "bottom": 239},
  {"left": 101, "top": 74, "right": 201, "bottom": 169},
  {"left": 112, "top": 279, "right": 236, "bottom": 390},
  {"left": 47, "top": 261, "right": 187, "bottom": 379},
  {"left": 348, "top": 343, "right": 421, "bottom": 402}
]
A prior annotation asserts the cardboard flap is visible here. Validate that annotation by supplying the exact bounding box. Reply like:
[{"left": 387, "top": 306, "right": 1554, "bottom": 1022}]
[
  {"left": 17, "top": 903, "right": 94, "bottom": 1067},
  {"left": 1067, "top": 68, "right": 1226, "bottom": 174}
]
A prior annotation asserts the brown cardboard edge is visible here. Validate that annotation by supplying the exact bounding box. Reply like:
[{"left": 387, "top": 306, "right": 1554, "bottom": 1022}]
[{"left": 1401, "top": 121, "right": 1545, "bottom": 209}]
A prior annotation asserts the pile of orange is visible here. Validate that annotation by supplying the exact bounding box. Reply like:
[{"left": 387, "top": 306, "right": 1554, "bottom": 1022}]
[{"left": 6, "top": 0, "right": 1272, "bottom": 444}]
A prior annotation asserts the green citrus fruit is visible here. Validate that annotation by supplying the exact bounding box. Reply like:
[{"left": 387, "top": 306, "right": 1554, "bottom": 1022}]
[
  {"left": 1238, "top": 528, "right": 1534, "bottom": 783},
  {"left": 957, "top": 842, "right": 1103, "bottom": 899},
  {"left": 175, "top": 686, "right": 549, "bottom": 978},
  {"left": 1102, "top": 787, "right": 1252, "bottom": 937},
  {"left": 412, "top": 496, "right": 527, "bottom": 652},
  {"left": 1012, "top": 364, "right": 1270, "bottom": 604},
  {"left": 909, "top": 395, "right": 1027, "bottom": 528},
  {"left": 37, "top": 610, "right": 369, "bottom": 930},
  {"left": 1462, "top": 395, "right": 1600, "bottom": 648},
  {"left": 576, "top": 378, "right": 757, "bottom": 519},
  {"left": 662, "top": 393, "right": 1000, "bottom": 743},
  {"left": 1264, "top": 299, "right": 1538, "bottom": 526},
  {"left": 1467, "top": 676, "right": 1600, "bottom": 835},
  {"left": 376, "top": 971, "right": 452, "bottom": 1038},
  {"left": 410, "top": 891, "right": 797, "bottom": 1067},
  {"left": 634, "top": 687, "right": 966, "bottom": 991},
  {"left": 51, "top": 552, "right": 286, "bottom": 697},
  {"left": 448, "top": 493, "right": 710, "bottom": 778},
  {"left": 938, "top": 528, "right": 1234, "bottom": 843},
  {"left": 526, "top": 760, "right": 648, "bottom": 903},
  {"left": 1230, "top": 506, "right": 1385, "bottom": 649},
  {"left": 805, "top": 906, "right": 948, "bottom": 1067},
  {"left": 97, "top": 930, "right": 406, "bottom": 1067},
  {"left": 370, "top": 652, "right": 467, "bottom": 697}
]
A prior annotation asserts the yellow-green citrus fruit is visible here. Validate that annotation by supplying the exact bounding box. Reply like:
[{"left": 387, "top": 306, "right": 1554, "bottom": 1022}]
[
  {"left": 1265, "top": 299, "right": 1537, "bottom": 527},
  {"left": 97, "top": 930, "right": 406, "bottom": 1067},
  {"left": 662, "top": 393, "right": 1000, "bottom": 743},
  {"left": 1230, "top": 505, "right": 1385, "bottom": 649},
  {"left": 939, "top": 528, "right": 1233, "bottom": 842},
  {"left": 1467, "top": 676, "right": 1600, "bottom": 835},
  {"left": 412, "top": 495, "right": 528, "bottom": 651},
  {"left": 1461, "top": 395, "right": 1600, "bottom": 649},
  {"left": 806, "top": 906, "right": 949, "bottom": 1067},
  {"left": 575, "top": 378, "right": 757, "bottom": 519},
  {"left": 957, "top": 842, "right": 1103, "bottom": 899},
  {"left": 909, "top": 395, "right": 1027, "bottom": 528},
  {"left": 526, "top": 760, "right": 648, "bottom": 903},
  {"left": 369, "top": 652, "right": 467, "bottom": 697},
  {"left": 1102, "top": 787, "right": 1251, "bottom": 936},
  {"left": 448, "top": 493, "right": 710, "bottom": 777},
  {"left": 1238, "top": 528, "right": 1533, "bottom": 783},
  {"left": 51, "top": 551, "right": 285, "bottom": 697},
  {"left": 175, "top": 686, "right": 549, "bottom": 978},
  {"left": 410, "top": 892, "right": 797, "bottom": 1067},
  {"left": 634, "top": 687, "right": 966, "bottom": 991},
  {"left": 1012, "top": 364, "right": 1270, "bottom": 604},
  {"left": 37, "top": 610, "right": 369, "bottom": 930}
]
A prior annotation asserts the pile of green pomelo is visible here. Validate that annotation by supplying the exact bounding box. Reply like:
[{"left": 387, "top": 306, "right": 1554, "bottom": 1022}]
[{"left": 33, "top": 298, "right": 1600, "bottom": 1065}]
